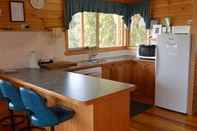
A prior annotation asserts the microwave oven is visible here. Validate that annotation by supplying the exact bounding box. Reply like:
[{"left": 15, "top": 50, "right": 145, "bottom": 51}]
[{"left": 137, "top": 44, "right": 156, "bottom": 60}]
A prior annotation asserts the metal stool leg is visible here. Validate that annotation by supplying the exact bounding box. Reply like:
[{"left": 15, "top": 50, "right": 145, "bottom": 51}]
[
  {"left": 26, "top": 112, "right": 31, "bottom": 131},
  {"left": 10, "top": 110, "right": 15, "bottom": 131},
  {"left": 50, "top": 126, "right": 55, "bottom": 131},
  {"left": 18, "top": 111, "right": 46, "bottom": 131},
  {"left": 0, "top": 113, "right": 25, "bottom": 128},
  {"left": 0, "top": 116, "right": 12, "bottom": 127}
]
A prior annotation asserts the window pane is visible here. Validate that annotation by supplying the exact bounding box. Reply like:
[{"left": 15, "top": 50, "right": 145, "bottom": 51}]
[
  {"left": 68, "top": 12, "right": 125, "bottom": 49},
  {"left": 84, "top": 12, "right": 97, "bottom": 47},
  {"left": 68, "top": 13, "right": 82, "bottom": 49},
  {"left": 130, "top": 14, "right": 147, "bottom": 47},
  {"left": 99, "top": 13, "right": 123, "bottom": 48}
]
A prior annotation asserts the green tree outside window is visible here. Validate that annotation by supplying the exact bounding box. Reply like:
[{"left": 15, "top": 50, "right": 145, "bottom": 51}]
[{"left": 130, "top": 14, "right": 147, "bottom": 47}]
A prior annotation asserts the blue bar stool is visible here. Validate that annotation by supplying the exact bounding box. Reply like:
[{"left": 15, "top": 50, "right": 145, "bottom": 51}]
[
  {"left": 0, "top": 83, "right": 13, "bottom": 127},
  {"left": 0, "top": 80, "right": 46, "bottom": 131},
  {"left": 0, "top": 80, "right": 27, "bottom": 131},
  {"left": 19, "top": 87, "right": 75, "bottom": 131}
]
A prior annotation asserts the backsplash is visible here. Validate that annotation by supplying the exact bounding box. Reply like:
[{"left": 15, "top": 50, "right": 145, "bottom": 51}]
[
  {"left": 0, "top": 32, "right": 65, "bottom": 69},
  {"left": 0, "top": 32, "right": 134, "bottom": 69}
]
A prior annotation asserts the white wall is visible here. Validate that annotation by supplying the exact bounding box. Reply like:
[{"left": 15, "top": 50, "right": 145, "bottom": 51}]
[
  {"left": 0, "top": 31, "right": 134, "bottom": 70},
  {"left": 0, "top": 32, "right": 66, "bottom": 69}
]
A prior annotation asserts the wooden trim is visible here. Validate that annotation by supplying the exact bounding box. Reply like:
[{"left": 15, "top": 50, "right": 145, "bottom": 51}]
[
  {"left": 64, "top": 46, "right": 129, "bottom": 56},
  {"left": 126, "top": 27, "right": 130, "bottom": 47},
  {"left": 187, "top": 0, "right": 197, "bottom": 115},
  {"left": 65, "top": 31, "right": 68, "bottom": 50},
  {"left": 96, "top": 13, "right": 99, "bottom": 48},
  {"left": 65, "top": 13, "right": 130, "bottom": 55},
  {"left": 81, "top": 13, "right": 84, "bottom": 47}
]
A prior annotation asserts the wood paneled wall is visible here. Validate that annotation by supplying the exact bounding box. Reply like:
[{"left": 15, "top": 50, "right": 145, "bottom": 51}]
[
  {"left": 0, "top": 0, "right": 64, "bottom": 31},
  {"left": 188, "top": 0, "right": 197, "bottom": 115},
  {"left": 151, "top": 0, "right": 193, "bottom": 25},
  {"left": 0, "top": 0, "right": 193, "bottom": 31}
]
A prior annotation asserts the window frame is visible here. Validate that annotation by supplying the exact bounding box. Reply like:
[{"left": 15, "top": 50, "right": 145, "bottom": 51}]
[{"left": 65, "top": 12, "right": 129, "bottom": 55}]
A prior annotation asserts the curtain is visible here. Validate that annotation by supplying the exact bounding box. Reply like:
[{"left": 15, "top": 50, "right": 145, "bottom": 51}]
[
  {"left": 129, "top": 0, "right": 150, "bottom": 29},
  {"left": 64, "top": 0, "right": 150, "bottom": 29}
]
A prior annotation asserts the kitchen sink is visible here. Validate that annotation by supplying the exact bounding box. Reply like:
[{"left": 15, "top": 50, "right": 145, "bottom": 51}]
[
  {"left": 73, "top": 67, "right": 102, "bottom": 77},
  {"left": 77, "top": 58, "right": 106, "bottom": 66}
]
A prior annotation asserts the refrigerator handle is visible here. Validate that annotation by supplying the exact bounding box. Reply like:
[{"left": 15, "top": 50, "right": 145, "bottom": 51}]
[{"left": 155, "top": 47, "right": 159, "bottom": 76}]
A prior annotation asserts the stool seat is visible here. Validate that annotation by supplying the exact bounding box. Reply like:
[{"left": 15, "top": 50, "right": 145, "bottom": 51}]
[
  {"left": 20, "top": 87, "right": 75, "bottom": 131},
  {"left": 49, "top": 107, "right": 75, "bottom": 124},
  {"left": 32, "top": 107, "right": 75, "bottom": 127}
]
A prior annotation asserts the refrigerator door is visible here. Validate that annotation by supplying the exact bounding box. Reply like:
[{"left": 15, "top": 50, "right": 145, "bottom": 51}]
[{"left": 155, "top": 34, "right": 191, "bottom": 113}]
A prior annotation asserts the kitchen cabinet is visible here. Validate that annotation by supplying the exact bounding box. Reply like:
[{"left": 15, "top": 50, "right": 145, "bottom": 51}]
[
  {"left": 102, "top": 60, "right": 155, "bottom": 104},
  {"left": 102, "top": 60, "right": 136, "bottom": 83},
  {"left": 133, "top": 61, "right": 155, "bottom": 104}
]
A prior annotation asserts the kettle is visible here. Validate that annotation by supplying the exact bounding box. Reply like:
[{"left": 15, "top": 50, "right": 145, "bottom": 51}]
[{"left": 28, "top": 51, "right": 40, "bottom": 69}]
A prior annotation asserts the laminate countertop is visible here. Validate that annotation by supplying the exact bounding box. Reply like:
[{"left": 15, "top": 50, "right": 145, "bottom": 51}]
[
  {"left": 0, "top": 69, "right": 135, "bottom": 105},
  {"left": 64, "top": 55, "right": 155, "bottom": 71}
]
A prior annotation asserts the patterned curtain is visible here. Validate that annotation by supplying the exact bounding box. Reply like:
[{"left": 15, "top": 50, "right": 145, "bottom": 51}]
[{"left": 64, "top": 0, "right": 150, "bottom": 29}]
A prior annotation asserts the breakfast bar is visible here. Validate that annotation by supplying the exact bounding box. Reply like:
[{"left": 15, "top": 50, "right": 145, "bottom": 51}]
[{"left": 0, "top": 69, "right": 135, "bottom": 131}]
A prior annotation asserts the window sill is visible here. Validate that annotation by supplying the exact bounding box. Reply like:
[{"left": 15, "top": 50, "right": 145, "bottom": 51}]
[{"left": 64, "top": 46, "right": 130, "bottom": 56}]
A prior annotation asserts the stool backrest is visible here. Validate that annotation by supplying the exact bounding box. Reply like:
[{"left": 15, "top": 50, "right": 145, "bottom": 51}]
[
  {"left": 0, "top": 80, "right": 25, "bottom": 111},
  {"left": 20, "top": 87, "right": 58, "bottom": 125},
  {"left": 0, "top": 80, "right": 4, "bottom": 99}
]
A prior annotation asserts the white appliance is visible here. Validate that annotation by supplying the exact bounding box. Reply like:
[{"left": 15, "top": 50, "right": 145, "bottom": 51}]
[
  {"left": 172, "top": 26, "right": 190, "bottom": 34},
  {"left": 155, "top": 33, "right": 191, "bottom": 114},
  {"left": 137, "top": 45, "right": 156, "bottom": 60},
  {"left": 28, "top": 51, "right": 40, "bottom": 69}
]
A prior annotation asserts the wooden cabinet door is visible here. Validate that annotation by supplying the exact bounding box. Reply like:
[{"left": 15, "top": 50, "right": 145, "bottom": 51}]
[
  {"left": 111, "top": 61, "right": 127, "bottom": 82},
  {"left": 102, "top": 64, "right": 112, "bottom": 80},
  {"left": 143, "top": 62, "right": 155, "bottom": 103},
  {"left": 112, "top": 61, "right": 136, "bottom": 84},
  {"left": 102, "top": 60, "right": 155, "bottom": 104},
  {"left": 134, "top": 62, "right": 146, "bottom": 97},
  {"left": 134, "top": 61, "right": 155, "bottom": 104},
  {"left": 129, "top": 60, "right": 137, "bottom": 84},
  {"left": 102, "top": 61, "right": 134, "bottom": 84}
]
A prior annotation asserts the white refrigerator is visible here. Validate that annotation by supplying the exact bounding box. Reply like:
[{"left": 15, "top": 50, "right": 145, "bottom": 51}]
[{"left": 155, "top": 34, "right": 191, "bottom": 114}]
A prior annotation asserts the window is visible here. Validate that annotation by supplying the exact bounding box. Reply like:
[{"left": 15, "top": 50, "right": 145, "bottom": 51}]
[
  {"left": 99, "top": 13, "right": 125, "bottom": 48},
  {"left": 68, "top": 13, "right": 81, "bottom": 49},
  {"left": 84, "top": 12, "right": 97, "bottom": 47},
  {"left": 68, "top": 12, "right": 126, "bottom": 50},
  {"left": 130, "top": 14, "right": 147, "bottom": 47}
]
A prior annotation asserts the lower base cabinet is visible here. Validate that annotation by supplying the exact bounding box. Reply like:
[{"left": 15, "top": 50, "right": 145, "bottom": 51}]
[{"left": 102, "top": 60, "right": 155, "bottom": 104}]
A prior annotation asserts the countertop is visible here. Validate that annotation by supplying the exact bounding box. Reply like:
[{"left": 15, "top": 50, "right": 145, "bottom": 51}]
[
  {"left": 64, "top": 55, "right": 155, "bottom": 71},
  {"left": 0, "top": 69, "right": 135, "bottom": 104}
]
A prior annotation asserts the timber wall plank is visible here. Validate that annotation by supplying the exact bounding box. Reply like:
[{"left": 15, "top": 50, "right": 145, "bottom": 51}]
[
  {"left": 0, "top": 0, "right": 64, "bottom": 31},
  {"left": 150, "top": 0, "right": 193, "bottom": 25},
  {"left": 0, "top": 0, "right": 192, "bottom": 31}
]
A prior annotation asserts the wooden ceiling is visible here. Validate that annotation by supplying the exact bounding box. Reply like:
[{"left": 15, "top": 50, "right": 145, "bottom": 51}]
[{"left": 109, "top": 0, "right": 142, "bottom": 4}]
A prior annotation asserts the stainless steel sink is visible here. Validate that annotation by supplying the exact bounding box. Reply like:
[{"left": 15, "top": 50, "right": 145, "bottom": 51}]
[
  {"left": 73, "top": 67, "right": 102, "bottom": 77},
  {"left": 78, "top": 58, "right": 106, "bottom": 66}
]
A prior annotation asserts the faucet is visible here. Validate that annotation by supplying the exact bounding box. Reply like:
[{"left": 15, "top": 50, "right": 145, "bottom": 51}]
[{"left": 88, "top": 47, "right": 98, "bottom": 61}]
